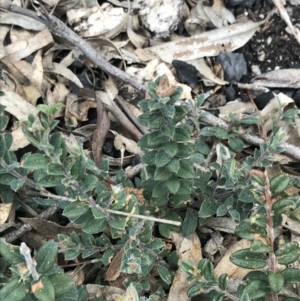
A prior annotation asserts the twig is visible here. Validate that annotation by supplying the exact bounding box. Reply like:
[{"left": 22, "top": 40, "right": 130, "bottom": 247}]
[
  {"left": 4, "top": 205, "right": 59, "bottom": 243},
  {"left": 0, "top": 2, "right": 146, "bottom": 93},
  {"left": 27, "top": 188, "right": 181, "bottom": 226},
  {"left": 92, "top": 96, "right": 110, "bottom": 168},
  {"left": 115, "top": 95, "right": 149, "bottom": 135},
  {"left": 199, "top": 111, "right": 300, "bottom": 161}
]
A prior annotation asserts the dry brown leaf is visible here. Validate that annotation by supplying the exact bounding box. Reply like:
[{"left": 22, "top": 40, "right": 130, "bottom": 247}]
[
  {"left": 0, "top": 203, "right": 13, "bottom": 226},
  {"left": 168, "top": 232, "right": 202, "bottom": 301},
  {"left": 4, "top": 28, "right": 53, "bottom": 62},
  {"left": 105, "top": 248, "right": 125, "bottom": 281},
  {"left": 86, "top": 284, "right": 125, "bottom": 300},
  {"left": 189, "top": 58, "right": 228, "bottom": 86},
  {"left": 19, "top": 217, "right": 82, "bottom": 240},
  {"left": 111, "top": 131, "right": 140, "bottom": 154}
]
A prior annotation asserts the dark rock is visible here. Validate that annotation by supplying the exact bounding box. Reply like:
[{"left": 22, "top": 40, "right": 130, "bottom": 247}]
[
  {"left": 225, "top": 84, "right": 237, "bottom": 101},
  {"left": 217, "top": 52, "right": 247, "bottom": 83},
  {"left": 254, "top": 91, "right": 274, "bottom": 110},
  {"left": 292, "top": 89, "right": 300, "bottom": 108},
  {"left": 172, "top": 60, "right": 198, "bottom": 88}
]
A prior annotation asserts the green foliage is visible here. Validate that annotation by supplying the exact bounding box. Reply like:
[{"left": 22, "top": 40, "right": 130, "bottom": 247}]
[{"left": 1, "top": 77, "right": 300, "bottom": 301}]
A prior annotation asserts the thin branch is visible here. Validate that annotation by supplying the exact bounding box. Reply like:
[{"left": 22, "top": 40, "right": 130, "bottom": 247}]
[
  {"left": 199, "top": 111, "right": 300, "bottom": 161},
  {"left": 0, "top": 2, "right": 146, "bottom": 93},
  {"left": 4, "top": 205, "right": 59, "bottom": 243}
]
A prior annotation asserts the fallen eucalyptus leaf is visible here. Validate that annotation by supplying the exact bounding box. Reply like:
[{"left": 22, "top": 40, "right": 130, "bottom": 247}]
[
  {"left": 252, "top": 69, "right": 300, "bottom": 89},
  {"left": 135, "top": 20, "right": 265, "bottom": 63}
]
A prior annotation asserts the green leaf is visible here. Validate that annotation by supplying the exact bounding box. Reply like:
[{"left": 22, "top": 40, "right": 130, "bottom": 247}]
[
  {"left": 272, "top": 198, "right": 296, "bottom": 214},
  {"left": 240, "top": 116, "right": 260, "bottom": 125},
  {"left": 10, "top": 178, "right": 25, "bottom": 192},
  {"left": 281, "top": 298, "right": 300, "bottom": 301},
  {"left": 0, "top": 115, "right": 9, "bottom": 131},
  {"left": 148, "top": 99, "right": 165, "bottom": 111},
  {"left": 33, "top": 276, "right": 55, "bottom": 301},
  {"left": 180, "top": 260, "right": 196, "bottom": 275},
  {"left": 91, "top": 208, "right": 108, "bottom": 219},
  {"left": 21, "top": 154, "right": 51, "bottom": 170},
  {"left": 165, "top": 175, "right": 180, "bottom": 194},
  {"left": 215, "top": 127, "right": 229, "bottom": 139},
  {"left": 108, "top": 217, "right": 126, "bottom": 230},
  {"left": 0, "top": 238, "right": 24, "bottom": 264},
  {"left": 174, "top": 124, "right": 191, "bottom": 141},
  {"left": 173, "top": 105, "right": 188, "bottom": 123},
  {"left": 154, "top": 167, "right": 172, "bottom": 181},
  {"left": 244, "top": 280, "right": 271, "bottom": 298},
  {"left": 160, "top": 105, "right": 175, "bottom": 119},
  {"left": 230, "top": 249, "right": 267, "bottom": 269},
  {"left": 250, "top": 240, "right": 272, "bottom": 253},
  {"left": 36, "top": 240, "right": 58, "bottom": 274},
  {"left": 161, "top": 125, "right": 175, "bottom": 139},
  {"left": 270, "top": 174, "right": 290, "bottom": 194},
  {"left": 281, "top": 268, "right": 300, "bottom": 284},
  {"left": 187, "top": 283, "right": 204, "bottom": 297},
  {"left": 199, "top": 197, "right": 218, "bottom": 218},
  {"left": 228, "top": 209, "right": 240, "bottom": 221},
  {"left": 0, "top": 133, "right": 13, "bottom": 157},
  {"left": 163, "top": 141, "right": 178, "bottom": 157},
  {"left": 182, "top": 208, "right": 198, "bottom": 237},
  {"left": 228, "top": 137, "right": 244, "bottom": 152},
  {"left": 158, "top": 265, "right": 172, "bottom": 285},
  {"left": 63, "top": 202, "right": 90, "bottom": 219},
  {"left": 36, "top": 175, "right": 65, "bottom": 187},
  {"left": 82, "top": 218, "right": 107, "bottom": 234},
  {"left": 178, "top": 160, "right": 195, "bottom": 179},
  {"left": 190, "top": 153, "right": 205, "bottom": 164},
  {"left": 147, "top": 112, "right": 166, "bottom": 128},
  {"left": 48, "top": 273, "right": 74, "bottom": 294},
  {"left": 152, "top": 182, "right": 168, "bottom": 198},
  {"left": 0, "top": 173, "right": 16, "bottom": 185},
  {"left": 275, "top": 242, "right": 300, "bottom": 265},
  {"left": 158, "top": 212, "right": 181, "bottom": 238},
  {"left": 147, "top": 131, "right": 167, "bottom": 146},
  {"left": 267, "top": 271, "right": 284, "bottom": 293},
  {"left": 0, "top": 278, "right": 30, "bottom": 301},
  {"left": 169, "top": 86, "right": 183, "bottom": 104},
  {"left": 195, "top": 140, "right": 211, "bottom": 155},
  {"left": 176, "top": 143, "right": 195, "bottom": 158},
  {"left": 218, "top": 274, "right": 228, "bottom": 291},
  {"left": 238, "top": 188, "right": 255, "bottom": 203},
  {"left": 166, "top": 159, "right": 180, "bottom": 173},
  {"left": 155, "top": 149, "right": 171, "bottom": 167},
  {"left": 197, "top": 93, "right": 205, "bottom": 106}
]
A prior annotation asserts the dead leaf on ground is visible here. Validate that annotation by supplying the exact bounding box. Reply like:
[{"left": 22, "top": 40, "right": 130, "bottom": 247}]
[
  {"left": 135, "top": 20, "right": 265, "bottom": 63},
  {"left": 105, "top": 248, "right": 124, "bottom": 281},
  {"left": 168, "top": 232, "right": 202, "bottom": 301},
  {"left": 18, "top": 217, "right": 82, "bottom": 240},
  {"left": 252, "top": 69, "right": 300, "bottom": 88},
  {"left": 0, "top": 203, "right": 13, "bottom": 226}
]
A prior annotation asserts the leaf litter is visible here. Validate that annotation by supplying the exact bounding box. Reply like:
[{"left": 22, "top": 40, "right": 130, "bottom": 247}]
[{"left": 0, "top": 0, "right": 300, "bottom": 300}]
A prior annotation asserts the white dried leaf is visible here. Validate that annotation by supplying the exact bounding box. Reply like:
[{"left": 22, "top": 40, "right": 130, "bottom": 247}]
[
  {"left": 252, "top": 69, "right": 300, "bottom": 88},
  {"left": 4, "top": 29, "right": 53, "bottom": 62},
  {"left": 189, "top": 58, "right": 228, "bottom": 85},
  {"left": 135, "top": 20, "right": 264, "bottom": 63},
  {"left": 44, "top": 63, "right": 83, "bottom": 88},
  {"left": 0, "top": 12, "right": 45, "bottom": 31}
]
